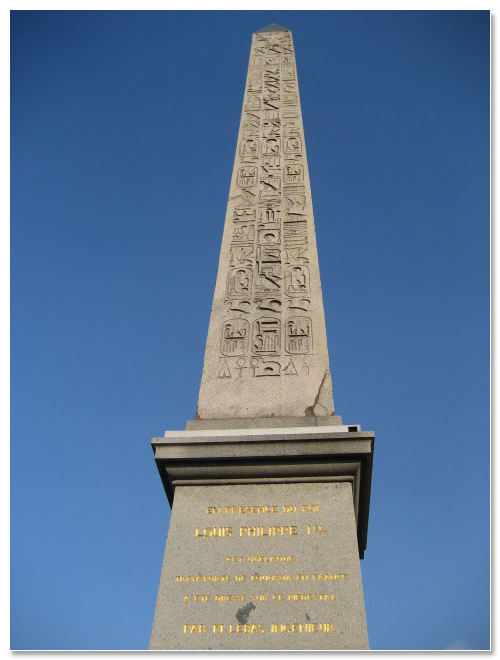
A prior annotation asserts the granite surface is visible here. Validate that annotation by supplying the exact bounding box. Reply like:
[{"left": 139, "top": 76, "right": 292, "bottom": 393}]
[
  {"left": 149, "top": 482, "right": 369, "bottom": 650},
  {"left": 195, "top": 27, "right": 335, "bottom": 421}
]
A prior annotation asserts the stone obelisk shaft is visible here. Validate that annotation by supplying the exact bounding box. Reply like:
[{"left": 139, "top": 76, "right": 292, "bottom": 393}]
[
  {"left": 150, "top": 26, "right": 374, "bottom": 651},
  {"left": 196, "top": 26, "right": 334, "bottom": 421}
]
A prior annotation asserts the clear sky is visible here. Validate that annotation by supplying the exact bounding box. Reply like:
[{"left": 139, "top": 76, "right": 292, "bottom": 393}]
[{"left": 11, "top": 10, "right": 490, "bottom": 651}]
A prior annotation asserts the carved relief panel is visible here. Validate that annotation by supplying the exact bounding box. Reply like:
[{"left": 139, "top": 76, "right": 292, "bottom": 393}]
[
  {"left": 227, "top": 267, "right": 252, "bottom": 299},
  {"left": 237, "top": 166, "right": 258, "bottom": 187},
  {"left": 285, "top": 265, "right": 310, "bottom": 297},
  {"left": 209, "top": 29, "right": 326, "bottom": 396},
  {"left": 221, "top": 319, "right": 250, "bottom": 356},
  {"left": 253, "top": 317, "right": 281, "bottom": 354},
  {"left": 285, "top": 316, "right": 313, "bottom": 354}
]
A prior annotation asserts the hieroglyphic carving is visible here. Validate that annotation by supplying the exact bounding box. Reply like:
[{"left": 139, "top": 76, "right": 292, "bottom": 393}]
[
  {"left": 285, "top": 265, "right": 310, "bottom": 297},
  {"left": 283, "top": 120, "right": 301, "bottom": 137},
  {"left": 261, "top": 154, "right": 281, "bottom": 175},
  {"left": 262, "top": 108, "right": 280, "bottom": 120},
  {"left": 237, "top": 167, "right": 258, "bottom": 187},
  {"left": 259, "top": 207, "right": 281, "bottom": 224},
  {"left": 284, "top": 164, "right": 304, "bottom": 183},
  {"left": 264, "top": 55, "right": 280, "bottom": 66},
  {"left": 249, "top": 53, "right": 263, "bottom": 66},
  {"left": 260, "top": 175, "right": 281, "bottom": 192},
  {"left": 235, "top": 357, "right": 248, "bottom": 377},
  {"left": 253, "top": 318, "right": 281, "bottom": 354},
  {"left": 282, "top": 357, "right": 298, "bottom": 375},
  {"left": 284, "top": 191, "right": 307, "bottom": 214},
  {"left": 231, "top": 224, "right": 255, "bottom": 245},
  {"left": 226, "top": 299, "right": 251, "bottom": 315},
  {"left": 286, "top": 317, "right": 313, "bottom": 354},
  {"left": 255, "top": 298, "right": 281, "bottom": 313},
  {"left": 218, "top": 359, "right": 232, "bottom": 379},
  {"left": 257, "top": 229, "right": 280, "bottom": 245},
  {"left": 233, "top": 208, "right": 256, "bottom": 223},
  {"left": 286, "top": 297, "right": 311, "bottom": 312},
  {"left": 255, "top": 266, "right": 281, "bottom": 295},
  {"left": 240, "top": 138, "right": 260, "bottom": 157},
  {"left": 247, "top": 75, "right": 262, "bottom": 93},
  {"left": 222, "top": 319, "right": 250, "bottom": 356},
  {"left": 251, "top": 357, "right": 281, "bottom": 377},
  {"left": 244, "top": 95, "right": 261, "bottom": 112},
  {"left": 282, "top": 79, "right": 297, "bottom": 94},
  {"left": 262, "top": 138, "right": 281, "bottom": 155},
  {"left": 263, "top": 98, "right": 280, "bottom": 113},
  {"left": 227, "top": 267, "right": 252, "bottom": 299},
  {"left": 229, "top": 188, "right": 257, "bottom": 206},
  {"left": 262, "top": 120, "right": 281, "bottom": 137},
  {"left": 216, "top": 28, "right": 319, "bottom": 378},
  {"left": 283, "top": 136, "right": 302, "bottom": 154},
  {"left": 285, "top": 246, "right": 309, "bottom": 265},
  {"left": 255, "top": 244, "right": 282, "bottom": 296},
  {"left": 230, "top": 246, "right": 253, "bottom": 267},
  {"left": 283, "top": 219, "right": 308, "bottom": 248},
  {"left": 241, "top": 120, "right": 260, "bottom": 139}
]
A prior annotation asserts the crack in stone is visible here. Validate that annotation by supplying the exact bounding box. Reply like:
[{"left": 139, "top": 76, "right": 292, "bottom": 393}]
[{"left": 305, "top": 370, "right": 330, "bottom": 417}]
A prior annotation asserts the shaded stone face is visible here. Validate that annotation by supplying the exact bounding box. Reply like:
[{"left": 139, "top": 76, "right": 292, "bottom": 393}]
[{"left": 196, "top": 28, "right": 334, "bottom": 421}]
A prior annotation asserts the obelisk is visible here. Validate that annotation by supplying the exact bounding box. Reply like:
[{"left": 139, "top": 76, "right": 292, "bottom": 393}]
[{"left": 150, "top": 25, "right": 374, "bottom": 651}]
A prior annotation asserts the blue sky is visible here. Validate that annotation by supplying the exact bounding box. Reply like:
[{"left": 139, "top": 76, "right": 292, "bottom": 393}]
[{"left": 11, "top": 10, "right": 490, "bottom": 651}]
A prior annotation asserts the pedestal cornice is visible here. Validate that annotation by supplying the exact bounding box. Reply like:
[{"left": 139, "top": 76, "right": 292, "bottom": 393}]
[{"left": 152, "top": 425, "right": 374, "bottom": 558}]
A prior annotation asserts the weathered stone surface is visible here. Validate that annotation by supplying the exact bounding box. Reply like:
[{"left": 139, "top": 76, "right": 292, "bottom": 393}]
[
  {"left": 149, "top": 483, "right": 369, "bottom": 650},
  {"left": 195, "top": 27, "right": 334, "bottom": 421}
]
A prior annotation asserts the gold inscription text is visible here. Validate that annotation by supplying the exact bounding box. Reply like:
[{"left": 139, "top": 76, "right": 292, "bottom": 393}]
[{"left": 240, "top": 525, "right": 297, "bottom": 537}]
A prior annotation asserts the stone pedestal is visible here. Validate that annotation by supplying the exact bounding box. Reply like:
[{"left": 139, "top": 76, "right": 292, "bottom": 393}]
[{"left": 149, "top": 425, "right": 374, "bottom": 650}]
